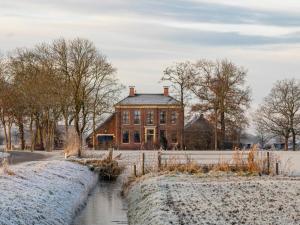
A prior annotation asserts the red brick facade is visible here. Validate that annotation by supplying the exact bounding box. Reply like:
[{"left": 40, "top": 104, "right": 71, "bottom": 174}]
[
  {"left": 88, "top": 87, "right": 184, "bottom": 150},
  {"left": 115, "top": 106, "right": 183, "bottom": 150}
]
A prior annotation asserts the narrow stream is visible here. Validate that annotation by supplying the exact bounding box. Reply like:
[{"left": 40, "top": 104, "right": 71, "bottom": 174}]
[{"left": 73, "top": 178, "right": 128, "bottom": 225}]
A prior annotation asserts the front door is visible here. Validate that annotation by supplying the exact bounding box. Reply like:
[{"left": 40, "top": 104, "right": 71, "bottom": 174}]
[{"left": 145, "top": 128, "right": 155, "bottom": 149}]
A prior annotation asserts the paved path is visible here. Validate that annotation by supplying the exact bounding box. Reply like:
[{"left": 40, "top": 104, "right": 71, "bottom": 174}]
[{"left": 8, "top": 150, "right": 64, "bottom": 165}]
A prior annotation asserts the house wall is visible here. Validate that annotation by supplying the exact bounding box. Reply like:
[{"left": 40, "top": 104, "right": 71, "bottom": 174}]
[
  {"left": 115, "top": 106, "right": 183, "bottom": 150},
  {"left": 87, "top": 115, "right": 116, "bottom": 148}
]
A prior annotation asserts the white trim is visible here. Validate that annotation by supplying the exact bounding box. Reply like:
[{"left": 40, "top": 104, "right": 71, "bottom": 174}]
[{"left": 96, "top": 134, "right": 115, "bottom": 137}]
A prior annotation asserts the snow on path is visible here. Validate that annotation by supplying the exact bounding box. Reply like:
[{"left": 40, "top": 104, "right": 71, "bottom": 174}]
[
  {"left": 0, "top": 160, "right": 98, "bottom": 225},
  {"left": 0, "top": 152, "right": 9, "bottom": 160},
  {"left": 128, "top": 174, "right": 300, "bottom": 225}
]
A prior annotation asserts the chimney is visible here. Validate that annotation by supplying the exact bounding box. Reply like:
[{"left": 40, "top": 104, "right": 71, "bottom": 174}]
[
  {"left": 163, "top": 86, "right": 169, "bottom": 96},
  {"left": 129, "top": 86, "right": 135, "bottom": 96}
]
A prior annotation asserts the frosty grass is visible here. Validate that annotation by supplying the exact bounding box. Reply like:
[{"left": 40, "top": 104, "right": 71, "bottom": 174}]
[
  {"left": 128, "top": 174, "right": 300, "bottom": 225},
  {"left": 0, "top": 160, "right": 97, "bottom": 225}
]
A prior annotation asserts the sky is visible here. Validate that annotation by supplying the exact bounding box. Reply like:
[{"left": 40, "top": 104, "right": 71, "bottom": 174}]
[{"left": 1, "top": 0, "right": 300, "bottom": 110}]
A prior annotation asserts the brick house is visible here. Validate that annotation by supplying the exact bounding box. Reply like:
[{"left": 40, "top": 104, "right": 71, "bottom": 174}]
[{"left": 87, "top": 86, "right": 184, "bottom": 150}]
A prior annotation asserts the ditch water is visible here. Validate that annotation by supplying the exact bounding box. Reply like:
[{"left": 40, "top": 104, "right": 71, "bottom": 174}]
[{"left": 73, "top": 177, "right": 128, "bottom": 225}]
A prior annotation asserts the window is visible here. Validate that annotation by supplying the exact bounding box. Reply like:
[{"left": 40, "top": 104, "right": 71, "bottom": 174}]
[
  {"left": 146, "top": 129, "right": 155, "bottom": 143},
  {"left": 122, "top": 130, "right": 129, "bottom": 143},
  {"left": 133, "top": 131, "right": 141, "bottom": 143},
  {"left": 160, "top": 111, "right": 166, "bottom": 124},
  {"left": 134, "top": 110, "right": 141, "bottom": 124},
  {"left": 171, "top": 131, "right": 177, "bottom": 143},
  {"left": 171, "top": 111, "right": 177, "bottom": 124},
  {"left": 122, "top": 111, "right": 129, "bottom": 124},
  {"left": 147, "top": 111, "right": 154, "bottom": 124}
]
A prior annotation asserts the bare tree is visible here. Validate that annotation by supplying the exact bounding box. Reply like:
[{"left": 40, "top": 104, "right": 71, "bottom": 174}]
[
  {"left": 88, "top": 55, "right": 123, "bottom": 150},
  {"left": 253, "top": 118, "right": 272, "bottom": 148},
  {"left": 162, "top": 61, "right": 197, "bottom": 149},
  {"left": 52, "top": 38, "right": 120, "bottom": 155},
  {"left": 255, "top": 79, "right": 300, "bottom": 151},
  {"left": 190, "top": 59, "right": 251, "bottom": 150},
  {"left": 0, "top": 57, "right": 14, "bottom": 151}
]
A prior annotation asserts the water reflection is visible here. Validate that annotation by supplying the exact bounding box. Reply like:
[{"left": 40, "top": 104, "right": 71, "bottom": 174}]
[{"left": 73, "top": 179, "right": 128, "bottom": 225}]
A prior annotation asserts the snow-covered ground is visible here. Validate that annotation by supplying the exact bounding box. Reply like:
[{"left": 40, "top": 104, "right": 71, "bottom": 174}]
[
  {"left": 127, "top": 174, "right": 300, "bottom": 225},
  {"left": 0, "top": 160, "right": 98, "bottom": 225}
]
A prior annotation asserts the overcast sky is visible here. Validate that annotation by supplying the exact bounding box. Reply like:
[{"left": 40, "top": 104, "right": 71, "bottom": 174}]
[{"left": 1, "top": 0, "right": 300, "bottom": 109}]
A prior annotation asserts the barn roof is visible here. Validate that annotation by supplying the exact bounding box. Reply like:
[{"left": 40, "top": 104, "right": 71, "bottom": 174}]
[{"left": 116, "top": 94, "right": 180, "bottom": 105}]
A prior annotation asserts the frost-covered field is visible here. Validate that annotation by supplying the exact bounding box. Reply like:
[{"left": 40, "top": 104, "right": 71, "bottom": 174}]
[
  {"left": 128, "top": 174, "right": 300, "bottom": 225},
  {"left": 0, "top": 160, "right": 98, "bottom": 225}
]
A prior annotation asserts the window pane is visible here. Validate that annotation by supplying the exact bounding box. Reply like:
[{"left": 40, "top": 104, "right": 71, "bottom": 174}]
[
  {"left": 122, "top": 111, "right": 129, "bottom": 124},
  {"left": 160, "top": 111, "right": 166, "bottom": 124},
  {"left": 147, "top": 111, "right": 154, "bottom": 124},
  {"left": 134, "top": 110, "right": 140, "bottom": 124},
  {"left": 171, "top": 111, "right": 177, "bottom": 124},
  {"left": 134, "top": 131, "right": 140, "bottom": 143},
  {"left": 122, "top": 130, "right": 129, "bottom": 143}
]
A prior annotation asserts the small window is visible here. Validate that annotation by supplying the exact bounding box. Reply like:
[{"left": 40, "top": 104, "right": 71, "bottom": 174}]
[
  {"left": 171, "top": 131, "right": 177, "bottom": 143},
  {"left": 147, "top": 111, "right": 154, "bottom": 124},
  {"left": 134, "top": 110, "right": 140, "bottom": 124},
  {"left": 171, "top": 111, "right": 177, "bottom": 124},
  {"left": 122, "top": 111, "right": 129, "bottom": 124},
  {"left": 122, "top": 130, "right": 129, "bottom": 143},
  {"left": 160, "top": 111, "right": 166, "bottom": 124},
  {"left": 133, "top": 131, "right": 141, "bottom": 143}
]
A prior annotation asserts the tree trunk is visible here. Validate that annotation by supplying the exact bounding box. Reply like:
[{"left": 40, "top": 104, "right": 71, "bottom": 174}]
[
  {"left": 284, "top": 135, "right": 289, "bottom": 151},
  {"left": 63, "top": 112, "right": 69, "bottom": 146},
  {"left": 292, "top": 129, "right": 296, "bottom": 151},
  {"left": 92, "top": 111, "right": 96, "bottom": 150},
  {"left": 18, "top": 118, "right": 25, "bottom": 150},
  {"left": 8, "top": 122, "right": 12, "bottom": 150},
  {"left": 180, "top": 87, "right": 184, "bottom": 150},
  {"left": 1, "top": 119, "right": 9, "bottom": 151},
  {"left": 220, "top": 111, "right": 225, "bottom": 150},
  {"left": 34, "top": 116, "right": 40, "bottom": 150},
  {"left": 214, "top": 111, "right": 218, "bottom": 151},
  {"left": 38, "top": 122, "right": 44, "bottom": 150},
  {"left": 30, "top": 115, "right": 34, "bottom": 152}
]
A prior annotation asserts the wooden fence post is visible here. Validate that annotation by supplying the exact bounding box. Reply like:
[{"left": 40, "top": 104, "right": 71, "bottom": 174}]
[
  {"left": 142, "top": 152, "right": 145, "bottom": 175},
  {"left": 108, "top": 148, "right": 113, "bottom": 161},
  {"left": 276, "top": 162, "right": 279, "bottom": 175},
  {"left": 267, "top": 152, "right": 270, "bottom": 175},
  {"left": 133, "top": 164, "right": 137, "bottom": 177},
  {"left": 158, "top": 151, "right": 161, "bottom": 170}
]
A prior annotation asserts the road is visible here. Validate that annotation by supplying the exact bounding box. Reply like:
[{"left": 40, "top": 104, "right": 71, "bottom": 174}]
[{"left": 7, "top": 150, "right": 64, "bottom": 165}]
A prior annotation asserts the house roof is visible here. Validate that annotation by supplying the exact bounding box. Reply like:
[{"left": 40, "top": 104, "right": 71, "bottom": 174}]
[
  {"left": 116, "top": 94, "right": 180, "bottom": 105},
  {"left": 86, "top": 113, "right": 115, "bottom": 139},
  {"left": 185, "top": 114, "right": 212, "bottom": 130}
]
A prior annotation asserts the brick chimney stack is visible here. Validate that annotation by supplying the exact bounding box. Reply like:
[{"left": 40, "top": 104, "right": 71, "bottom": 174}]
[
  {"left": 163, "top": 86, "right": 169, "bottom": 96},
  {"left": 129, "top": 86, "right": 135, "bottom": 96}
]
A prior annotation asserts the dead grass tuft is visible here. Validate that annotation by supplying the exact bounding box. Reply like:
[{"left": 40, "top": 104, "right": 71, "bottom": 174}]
[
  {"left": 70, "top": 150, "right": 124, "bottom": 180},
  {"left": 1, "top": 159, "right": 15, "bottom": 176},
  {"left": 64, "top": 130, "right": 80, "bottom": 158}
]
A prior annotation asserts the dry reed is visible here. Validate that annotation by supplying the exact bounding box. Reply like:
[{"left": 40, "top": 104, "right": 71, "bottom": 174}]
[
  {"left": 64, "top": 130, "right": 80, "bottom": 158},
  {"left": 0, "top": 159, "right": 15, "bottom": 176}
]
